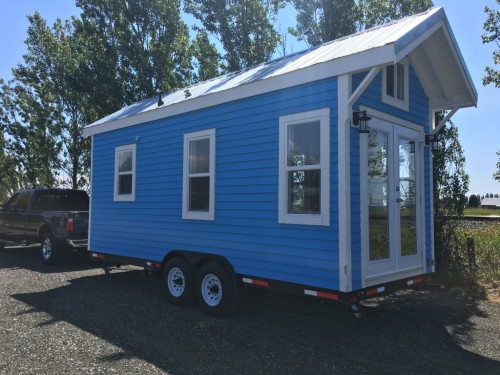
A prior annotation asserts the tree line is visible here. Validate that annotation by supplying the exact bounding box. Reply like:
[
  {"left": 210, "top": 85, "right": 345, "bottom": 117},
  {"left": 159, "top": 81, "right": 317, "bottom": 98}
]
[{"left": 7, "top": 0, "right": 483, "bottom": 206}]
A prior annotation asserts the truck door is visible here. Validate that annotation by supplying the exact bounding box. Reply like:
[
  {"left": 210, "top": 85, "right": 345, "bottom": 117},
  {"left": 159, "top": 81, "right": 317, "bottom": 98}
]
[
  {"left": 0, "top": 193, "right": 20, "bottom": 240},
  {"left": 10, "top": 192, "right": 31, "bottom": 243}
]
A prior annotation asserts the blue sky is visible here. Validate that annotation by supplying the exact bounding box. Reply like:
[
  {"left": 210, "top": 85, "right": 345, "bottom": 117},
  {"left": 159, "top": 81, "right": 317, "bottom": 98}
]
[{"left": 1, "top": 0, "right": 499, "bottom": 195}]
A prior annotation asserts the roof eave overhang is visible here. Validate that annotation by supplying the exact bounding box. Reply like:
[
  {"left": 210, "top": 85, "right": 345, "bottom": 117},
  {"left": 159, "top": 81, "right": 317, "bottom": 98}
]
[
  {"left": 83, "top": 45, "right": 396, "bottom": 137},
  {"left": 396, "top": 10, "right": 477, "bottom": 112}
]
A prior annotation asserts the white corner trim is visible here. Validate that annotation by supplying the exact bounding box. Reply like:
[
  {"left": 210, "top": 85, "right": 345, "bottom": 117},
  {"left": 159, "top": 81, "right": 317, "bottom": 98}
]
[{"left": 338, "top": 74, "right": 352, "bottom": 292}]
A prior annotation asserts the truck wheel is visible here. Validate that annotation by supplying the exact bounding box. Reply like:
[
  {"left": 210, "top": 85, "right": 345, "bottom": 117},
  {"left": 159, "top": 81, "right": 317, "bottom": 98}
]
[
  {"left": 41, "top": 232, "right": 60, "bottom": 264},
  {"left": 195, "top": 261, "right": 238, "bottom": 316},
  {"left": 162, "top": 257, "right": 194, "bottom": 306}
]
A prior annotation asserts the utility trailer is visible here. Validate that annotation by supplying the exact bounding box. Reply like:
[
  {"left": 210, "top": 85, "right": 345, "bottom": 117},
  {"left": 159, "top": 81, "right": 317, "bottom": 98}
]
[{"left": 84, "top": 8, "right": 476, "bottom": 315}]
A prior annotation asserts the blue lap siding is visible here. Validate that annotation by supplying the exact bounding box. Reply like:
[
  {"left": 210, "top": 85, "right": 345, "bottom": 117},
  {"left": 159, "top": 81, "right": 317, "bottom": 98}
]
[{"left": 90, "top": 77, "right": 341, "bottom": 290}]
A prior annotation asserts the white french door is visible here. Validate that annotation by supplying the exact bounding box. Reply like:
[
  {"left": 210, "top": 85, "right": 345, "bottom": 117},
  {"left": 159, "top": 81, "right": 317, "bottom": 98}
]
[{"left": 361, "top": 117, "right": 424, "bottom": 286}]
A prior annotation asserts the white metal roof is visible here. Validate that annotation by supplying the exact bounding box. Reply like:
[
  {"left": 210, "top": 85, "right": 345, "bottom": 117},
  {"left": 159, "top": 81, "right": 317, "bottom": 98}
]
[{"left": 84, "top": 7, "right": 477, "bottom": 137}]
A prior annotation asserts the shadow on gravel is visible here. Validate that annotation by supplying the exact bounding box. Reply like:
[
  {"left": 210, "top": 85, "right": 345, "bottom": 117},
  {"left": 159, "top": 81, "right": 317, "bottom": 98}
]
[
  {"left": 10, "top": 266, "right": 500, "bottom": 375},
  {"left": 0, "top": 245, "right": 100, "bottom": 273}
]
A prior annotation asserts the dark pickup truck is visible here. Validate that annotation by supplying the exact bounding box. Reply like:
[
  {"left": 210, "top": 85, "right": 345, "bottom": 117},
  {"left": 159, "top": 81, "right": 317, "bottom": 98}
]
[{"left": 0, "top": 189, "right": 89, "bottom": 264}]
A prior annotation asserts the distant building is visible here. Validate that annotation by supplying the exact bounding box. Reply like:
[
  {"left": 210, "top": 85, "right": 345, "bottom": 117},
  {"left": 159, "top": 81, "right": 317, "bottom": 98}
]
[{"left": 481, "top": 198, "right": 500, "bottom": 209}]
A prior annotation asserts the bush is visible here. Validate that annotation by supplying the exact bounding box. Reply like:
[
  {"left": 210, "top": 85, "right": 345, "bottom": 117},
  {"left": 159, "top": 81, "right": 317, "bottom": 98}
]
[{"left": 436, "top": 220, "right": 500, "bottom": 285}]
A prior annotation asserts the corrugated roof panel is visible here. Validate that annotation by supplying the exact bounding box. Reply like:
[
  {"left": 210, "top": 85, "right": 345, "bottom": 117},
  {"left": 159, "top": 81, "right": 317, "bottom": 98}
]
[{"left": 85, "top": 6, "right": 475, "bottom": 136}]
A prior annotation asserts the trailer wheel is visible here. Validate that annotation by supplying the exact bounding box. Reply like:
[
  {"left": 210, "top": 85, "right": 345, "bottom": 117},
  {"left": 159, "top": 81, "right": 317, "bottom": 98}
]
[
  {"left": 40, "top": 232, "right": 61, "bottom": 264},
  {"left": 196, "top": 261, "right": 238, "bottom": 316},
  {"left": 162, "top": 257, "right": 194, "bottom": 306}
]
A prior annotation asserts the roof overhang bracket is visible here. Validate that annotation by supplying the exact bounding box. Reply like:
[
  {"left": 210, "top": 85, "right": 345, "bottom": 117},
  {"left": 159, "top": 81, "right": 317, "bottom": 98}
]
[
  {"left": 432, "top": 106, "right": 459, "bottom": 134},
  {"left": 349, "top": 66, "right": 383, "bottom": 110}
]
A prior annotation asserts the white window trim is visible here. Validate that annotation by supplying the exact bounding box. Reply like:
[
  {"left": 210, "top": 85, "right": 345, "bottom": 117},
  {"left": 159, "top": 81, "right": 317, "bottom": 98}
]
[
  {"left": 183, "top": 129, "right": 216, "bottom": 220},
  {"left": 278, "top": 108, "right": 330, "bottom": 226},
  {"left": 382, "top": 58, "right": 410, "bottom": 111},
  {"left": 114, "top": 144, "right": 136, "bottom": 202}
]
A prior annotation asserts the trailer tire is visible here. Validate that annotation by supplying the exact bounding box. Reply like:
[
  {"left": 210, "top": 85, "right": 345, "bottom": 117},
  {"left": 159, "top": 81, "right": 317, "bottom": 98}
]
[
  {"left": 40, "top": 232, "right": 61, "bottom": 264},
  {"left": 195, "top": 261, "right": 238, "bottom": 316},
  {"left": 162, "top": 257, "right": 194, "bottom": 306}
]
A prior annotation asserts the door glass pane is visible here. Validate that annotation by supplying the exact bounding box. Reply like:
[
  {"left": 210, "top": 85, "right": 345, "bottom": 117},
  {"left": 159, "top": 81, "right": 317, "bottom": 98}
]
[
  {"left": 399, "top": 139, "right": 417, "bottom": 256},
  {"left": 287, "top": 121, "right": 320, "bottom": 166},
  {"left": 368, "top": 130, "right": 390, "bottom": 261},
  {"left": 288, "top": 169, "right": 320, "bottom": 214}
]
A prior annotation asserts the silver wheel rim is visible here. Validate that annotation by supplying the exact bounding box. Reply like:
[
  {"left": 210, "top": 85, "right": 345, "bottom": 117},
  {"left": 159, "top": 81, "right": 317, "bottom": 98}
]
[
  {"left": 42, "top": 238, "right": 52, "bottom": 260},
  {"left": 167, "top": 267, "right": 185, "bottom": 297},
  {"left": 201, "top": 273, "right": 222, "bottom": 307}
]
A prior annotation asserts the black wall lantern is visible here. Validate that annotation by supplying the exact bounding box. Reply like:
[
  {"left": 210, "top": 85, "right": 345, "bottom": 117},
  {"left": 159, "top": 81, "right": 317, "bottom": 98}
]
[
  {"left": 425, "top": 134, "right": 439, "bottom": 152},
  {"left": 353, "top": 110, "right": 371, "bottom": 133}
]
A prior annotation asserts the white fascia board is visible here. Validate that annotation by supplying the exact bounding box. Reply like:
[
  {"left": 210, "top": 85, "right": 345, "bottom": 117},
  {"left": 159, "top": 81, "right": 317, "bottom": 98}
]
[
  {"left": 394, "top": 8, "right": 444, "bottom": 62},
  {"left": 83, "top": 45, "right": 395, "bottom": 137}
]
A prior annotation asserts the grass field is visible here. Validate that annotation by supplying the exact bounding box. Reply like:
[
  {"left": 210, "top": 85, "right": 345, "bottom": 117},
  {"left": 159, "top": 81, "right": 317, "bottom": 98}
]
[{"left": 464, "top": 208, "right": 500, "bottom": 216}]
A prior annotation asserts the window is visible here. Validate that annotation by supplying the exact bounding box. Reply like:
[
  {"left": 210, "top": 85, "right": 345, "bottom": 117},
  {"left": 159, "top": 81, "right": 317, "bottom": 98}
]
[
  {"left": 183, "top": 129, "right": 215, "bottom": 220},
  {"left": 114, "top": 144, "right": 136, "bottom": 201},
  {"left": 382, "top": 59, "right": 409, "bottom": 111},
  {"left": 279, "top": 108, "right": 330, "bottom": 226}
]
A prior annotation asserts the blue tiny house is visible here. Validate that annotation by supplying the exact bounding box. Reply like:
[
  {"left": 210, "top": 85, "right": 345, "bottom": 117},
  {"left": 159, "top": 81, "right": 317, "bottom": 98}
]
[{"left": 84, "top": 8, "right": 477, "bottom": 314}]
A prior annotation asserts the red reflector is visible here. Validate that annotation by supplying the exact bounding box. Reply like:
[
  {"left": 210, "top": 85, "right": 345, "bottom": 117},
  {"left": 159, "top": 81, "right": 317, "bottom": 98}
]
[
  {"left": 65, "top": 218, "right": 74, "bottom": 232},
  {"left": 92, "top": 253, "right": 105, "bottom": 260},
  {"left": 316, "top": 291, "right": 339, "bottom": 301},
  {"left": 366, "top": 286, "right": 385, "bottom": 296},
  {"left": 304, "top": 289, "right": 339, "bottom": 301},
  {"left": 242, "top": 278, "right": 269, "bottom": 287},
  {"left": 407, "top": 277, "right": 423, "bottom": 286}
]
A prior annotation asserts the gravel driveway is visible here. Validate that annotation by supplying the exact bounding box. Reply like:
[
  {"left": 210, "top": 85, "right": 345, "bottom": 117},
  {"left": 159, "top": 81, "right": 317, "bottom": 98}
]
[{"left": 0, "top": 246, "right": 499, "bottom": 374}]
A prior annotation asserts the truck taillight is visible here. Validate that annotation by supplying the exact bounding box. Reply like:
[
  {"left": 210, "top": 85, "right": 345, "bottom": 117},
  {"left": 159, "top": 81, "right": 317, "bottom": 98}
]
[{"left": 66, "top": 218, "right": 74, "bottom": 232}]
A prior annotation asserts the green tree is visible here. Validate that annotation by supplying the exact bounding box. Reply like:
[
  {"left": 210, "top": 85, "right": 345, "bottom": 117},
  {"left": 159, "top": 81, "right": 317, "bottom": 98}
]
[
  {"left": 288, "top": 0, "right": 433, "bottom": 46},
  {"left": 494, "top": 150, "right": 500, "bottom": 181},
  {"left": 482, "top": 0, "right": 500, "bottom": 87},
  {"left": 0, "top": 120, "right": 21, "bottom": 202},
  {"left": 11, "top": 13, "right": 90, "bottom": 189},
  {"left": 432, "top": 117, "right": 471, "bottom": 281},
  {"left": 76, "top": 0, "right": 194, "bottom": 102},
  {"left": 358, "top": 0, "right": 433, "bottom": 29},
  {"left": 184, "top": 0, "right": 284, "bottom": 72},
  {"left": 0, "top": 78, "right": 60, "bottom": 189},
  {"left": 288, "top": 0, "right": 359, "bottom": 46},
  {"left": 191, "top": 30, "right": 220, "bottom": 82},
  {"left": 468, "top": 194, "right": 480, "bottom": 208}
]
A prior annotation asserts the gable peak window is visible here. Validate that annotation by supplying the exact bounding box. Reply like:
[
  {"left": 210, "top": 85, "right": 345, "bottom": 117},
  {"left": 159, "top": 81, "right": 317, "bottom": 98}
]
[{"left": 383, "top": 59, "right": 409, "bottom": 111}]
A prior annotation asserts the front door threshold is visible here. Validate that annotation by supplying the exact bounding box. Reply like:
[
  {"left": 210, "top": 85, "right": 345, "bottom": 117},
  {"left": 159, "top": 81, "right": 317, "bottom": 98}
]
[{"left": 365, "top": 266, "right": 424, "bottom": 287}]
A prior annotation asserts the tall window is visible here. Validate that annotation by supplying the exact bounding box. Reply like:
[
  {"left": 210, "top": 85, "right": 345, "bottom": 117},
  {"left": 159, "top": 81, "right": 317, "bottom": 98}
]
[
  {"left": 114, "top": 144, "right": 136, "bottom": 201},
  {"left": 279, "top": 108, "right": 330, "bottom": 226},
  {"left": 383, "top": 59, "right": 409, "bottom": 111},
  {"left": 183, "top": 129, "right": 215, "bottom": 220}
]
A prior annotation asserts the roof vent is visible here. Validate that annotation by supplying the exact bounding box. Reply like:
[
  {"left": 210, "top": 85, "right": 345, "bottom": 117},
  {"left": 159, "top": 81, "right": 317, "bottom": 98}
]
[
  {"left": 184, "top": 89, "right": 192, "bottom": 99},
  {"left": 157, "top": 94, "right": 164, "bottom": 107}
]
